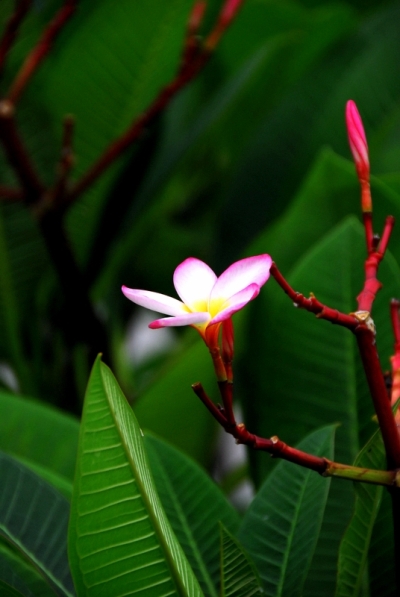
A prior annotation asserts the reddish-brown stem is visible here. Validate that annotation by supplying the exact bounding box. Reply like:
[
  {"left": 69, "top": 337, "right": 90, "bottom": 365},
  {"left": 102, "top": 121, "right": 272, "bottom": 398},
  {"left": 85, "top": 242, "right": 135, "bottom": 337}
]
[
  {"left": 218, "top": 380, "right": 235, "bottom": 425},
  {"left": 0, "top": 99, "right": 45, "bottom": 203},
  {"left": 7, "top": 0, "right": 77, "bottom": 104},
  {"left": 204, "top": 0, "right": 245, "bottom": 51},
  {"left": 192, "top": 382, "right": 229, "bottom": 427},
  {"left": 180, "top": 0, "right": 207, "bottom": 72},
  {"left": 270, "top": 262, "right": 358, "bottom": 329},
  {"left": 0, "top": 184, "right": 24, "bottom": 201},
  {"left": 0, "top": 0, "right": 31, "bottom": 75},
  {"left": 68, "top": 0, "right": 243, "bottom": 204},
  {"left": 49, "top": 114, "right": 75, "bottom": 210},
  {"left": 357, "top": 216, "right": 395, "bottom": 312},
  {"left": 69, "top": 52, "right": 209, "bottom": 202},
  {"left": 391, "top": 299, "right": 400, "bottom": 352},
  {"left": 363, "top": 211, "right": 373, "bottom": 254},
  {"left": 355, "top": 325, "right": 400, "bottom": 469}
]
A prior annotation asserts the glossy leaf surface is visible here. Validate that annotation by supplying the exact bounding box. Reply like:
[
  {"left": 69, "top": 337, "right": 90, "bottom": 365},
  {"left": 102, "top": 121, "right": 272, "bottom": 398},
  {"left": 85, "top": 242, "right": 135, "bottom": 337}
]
[
  {"left": 144, "top": 434, "right": 240, "bottom": 597},
  {"left": 68, "top": 357, "right": 203, "bottom": 597},
  {"left": 335, "top": 426, "right": 386, "bottom": 597},
  {"left": 238, "top": 426, "right": 335, "bottom": 596},
  {"left": 219, "top": 524, "right": 262, "bottom": 597},
  {"left": 0, "top": 452, "right": 74, "bottom": 596}
]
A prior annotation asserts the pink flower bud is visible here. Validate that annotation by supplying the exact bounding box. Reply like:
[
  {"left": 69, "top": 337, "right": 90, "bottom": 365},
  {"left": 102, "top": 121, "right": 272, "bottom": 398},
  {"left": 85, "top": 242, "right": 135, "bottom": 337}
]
[{"left": 345, "top": 100, "right": 370, "bottom": 182}]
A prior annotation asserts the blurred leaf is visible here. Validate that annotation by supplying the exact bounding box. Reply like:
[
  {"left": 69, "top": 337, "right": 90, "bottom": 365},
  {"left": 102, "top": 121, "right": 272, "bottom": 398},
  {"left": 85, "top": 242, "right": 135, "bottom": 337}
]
[
  {"left": 0, "top": 391, "right": 79, "bottom": 481},
  {"left": 10, "top": 455, "right": 72, "bottom": 501},
  {"left": 0, "top": 451, "right": 74, "bottom": 596},
  {"left": 68, "top": 356, "right": 203, "bottom": 597},
  {"left": 35, "top": 0, "right": 196, "bottom": 261},
  {"left": 0, "top": 540, "right": 57, "bottom": 597},
  {"left": 216, "top": 3, "right": 400, "bottom": 261},
  {"left": 134, "top": 338, "right": 217, "bottom": 465},
  {"left": 144, "top": 433, "right": 240, "bottom": 597},
  {"left": 219, "top": 524, "right": 262, "bottom": 597},
  {"left": 0, "top": 580, "right": 25, "bottom": 597},
  {"left": 335, "top": 426, "right": 387, "bottom": 597},
  {"left": 238, "top": 425, "right": 334, "bottom": 596},
  {"left": 369, "top": 489, "right": 396, "bottom": 597}
]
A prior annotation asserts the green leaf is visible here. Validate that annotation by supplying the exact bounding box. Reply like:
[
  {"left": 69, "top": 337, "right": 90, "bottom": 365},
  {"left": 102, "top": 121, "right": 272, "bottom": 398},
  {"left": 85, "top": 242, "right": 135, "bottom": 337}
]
[
  {"left": 369, "top": 489, "right": 396, "bottom": 597},
  {"left": 335, "top": 425, "right": 387, "bottom": 597},
  {"left": 0, "top": 580, "right": 25, "bottom": 597},
  {"left": 0, "top": 390, "right": 79, "bottom": 481},
  {"left": 0, "top": 451, "right": 74, "bottom": 596},
  {"left": 144, "top": 433, "right": 240, "bottom": 597},
  {"left": 219, "top": 524, "right": 262, "bottom": 597},
  {"left": 238, "top": 425, "right": 335, "bottom": 597},
  {"left": 68, "top": 356, "right": 204, "bottom": 597},
  {"left": 0, "top": 540, "right": 57, "bottom": 597},
  {"left": 0, "top": 547, "right": 33, "bottom": 597},
  {"left": 10, "top": 455, "right": 73, "bottom": 501}
]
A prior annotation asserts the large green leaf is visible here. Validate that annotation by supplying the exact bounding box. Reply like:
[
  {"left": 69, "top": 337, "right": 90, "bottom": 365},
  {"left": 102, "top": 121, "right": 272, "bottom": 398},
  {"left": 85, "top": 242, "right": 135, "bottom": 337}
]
[
  {"left": 238, "top": 425, "right": 334, "bottom": 596},
  {"left": 0, "top": 452, "right": 74, "bottom": 596},
  {"left": 219, "top": 525, "right": 262, "bottom": 597},
  {"left": 144, "top": 433, "right": 240, "bottom": 597},
  {"left": 68, "top": 356, "right": 204, "bottom": 597},
  {"left": 0, "top": 391, "right": 79, "bottom": 481},
  {"left": 335, "top": 426, "right": 387, "bottom": 596}
]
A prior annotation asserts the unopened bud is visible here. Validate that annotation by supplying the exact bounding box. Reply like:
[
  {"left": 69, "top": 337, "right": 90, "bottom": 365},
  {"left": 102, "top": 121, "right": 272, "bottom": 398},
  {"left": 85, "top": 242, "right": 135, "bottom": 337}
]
[{"left": 346, "top": 101, "right": 371, "bottom": 211}]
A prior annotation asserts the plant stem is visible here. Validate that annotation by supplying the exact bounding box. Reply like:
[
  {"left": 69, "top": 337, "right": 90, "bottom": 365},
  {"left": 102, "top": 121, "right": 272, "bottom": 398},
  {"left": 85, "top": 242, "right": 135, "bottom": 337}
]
[
  {"left": 270, "top": 262, "right": 358, "bottom": 329},
  {"left": 0, "top": 0, "right": 31, "bottom": 76},
  {"left": 7, "top": 0, "right": 77, "bottom": 104},
  {"left": 355, "top": 325, "right": 400, "bottom": 469}
]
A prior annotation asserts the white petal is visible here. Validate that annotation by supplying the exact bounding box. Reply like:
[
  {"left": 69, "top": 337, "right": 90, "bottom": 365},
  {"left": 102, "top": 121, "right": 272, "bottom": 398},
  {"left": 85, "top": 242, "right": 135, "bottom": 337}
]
[
  {"left": 121, "top": 286, "right": 187, "bottom": 316},
  {"left": 210, "top": 255, "right": 272, "bottom": 303},
  {"left": 210, "top": 284, "right": 259, "bottom": 324},
  {"left": 149, "top": 312, "right": 211, "bottom": 328},
  {"left": 173, "top": 257, "right": 217, "bottom": 311}
]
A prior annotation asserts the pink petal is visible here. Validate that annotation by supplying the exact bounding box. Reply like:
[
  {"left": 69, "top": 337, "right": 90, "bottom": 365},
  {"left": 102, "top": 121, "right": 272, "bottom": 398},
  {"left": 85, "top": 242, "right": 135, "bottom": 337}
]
[
  {"left": 149, "top": 312, "right": 211, "bottom": 329},
  {"left": 210, "top": 283, "right": 260, "bottom": 324},
  {"left": 121, "top": 286, "right": 187, "bottom": 316},
  {"left": 173, "top": 257, "right": 217, "bottom": 311},
  {"left": 345, "top": 100, "right": 369, "bottom": 175},
  {"left": 210, "top": 255, "right": 272, "bottom": 303}
]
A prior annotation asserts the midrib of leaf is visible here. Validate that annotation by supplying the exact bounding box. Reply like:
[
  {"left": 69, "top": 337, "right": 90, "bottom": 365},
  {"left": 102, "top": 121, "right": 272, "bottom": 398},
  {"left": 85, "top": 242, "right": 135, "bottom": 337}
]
[
  {"left": 146, "top": 443, "right": 217, "bottom": 597},
  {"left": 0, "top": 512, "right": 73, "bottom": 596},
  {"left": 276, "top": 468, "right": 313, "bottom": 597},
  {"left": 99, "top": 364, "right": 203, "bottom": 597}
]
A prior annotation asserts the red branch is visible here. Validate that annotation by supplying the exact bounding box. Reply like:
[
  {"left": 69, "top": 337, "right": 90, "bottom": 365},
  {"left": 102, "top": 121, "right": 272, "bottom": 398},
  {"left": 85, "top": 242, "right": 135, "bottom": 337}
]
[
  {"left": 355, "top": 325, "right": 400, "bottom": 469},
  {"left": 68, "top": 0, "right": 243, "bottom": 204},
  {"left": 192, "top": 382, "right": 328, "bottom": 474},
  {"left": 0, "top": 99, "right": 44, "bottom": 202},
  {"left": 0, "top": 0, "right": 31, "bottom": 75},
  {"left": 7, "top": 0, "right": 77, "bottom": 104},
  {"left": 357, "top": 216, "right": 394, "bottom": 312},
  {"left": 270, "top": 262, "right": 358, "bottom": 329}
]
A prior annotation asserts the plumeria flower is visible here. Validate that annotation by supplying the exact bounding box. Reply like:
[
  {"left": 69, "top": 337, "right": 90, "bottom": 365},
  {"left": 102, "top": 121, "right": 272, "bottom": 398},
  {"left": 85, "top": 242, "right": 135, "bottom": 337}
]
[{"left": 122, "top": 254, "right": 272, "bottom": 345}]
